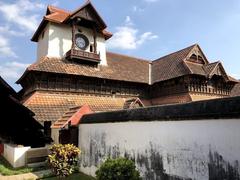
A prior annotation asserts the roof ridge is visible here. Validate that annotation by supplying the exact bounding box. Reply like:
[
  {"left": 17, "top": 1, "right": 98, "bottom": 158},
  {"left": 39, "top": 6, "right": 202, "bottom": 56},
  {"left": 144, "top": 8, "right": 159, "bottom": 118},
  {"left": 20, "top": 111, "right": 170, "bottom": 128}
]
[
  {"left": 107, "top": 51, "right": 150, "bottom": 62},
  {"left": 70, "top": 0, "right": 91, "bottom": 16},
  {"left": 47, "top": 5, "right": 71, "bottom": 14},
  {"left": 153, "top": 44, "right": 197, "bottom": 62},
  {"left": 205, "top": 61, "right": 219, "bottom": 66}
]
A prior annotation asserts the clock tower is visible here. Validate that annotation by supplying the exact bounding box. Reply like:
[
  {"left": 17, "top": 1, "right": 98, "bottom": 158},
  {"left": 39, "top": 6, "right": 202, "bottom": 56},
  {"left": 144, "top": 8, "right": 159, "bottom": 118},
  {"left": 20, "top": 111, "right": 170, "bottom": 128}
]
[{"left": 32, "top": 1, "right": 112, "bottom": 66}]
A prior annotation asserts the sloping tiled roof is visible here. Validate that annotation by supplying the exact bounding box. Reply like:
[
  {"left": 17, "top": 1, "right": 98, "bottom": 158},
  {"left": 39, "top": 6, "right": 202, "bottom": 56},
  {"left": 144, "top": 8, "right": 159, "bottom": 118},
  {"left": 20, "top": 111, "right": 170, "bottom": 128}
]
[
  {"left": 51, "top": 105, "right": 93, "bottom": 129},
  {"left": 23, "top": 52, "right": 150, "bottom": 84},
  {"left": 23, "top": 91, "right": 128, "bottom": 123},
  {"left": 32, "top": 2, "right": 112, "bottom": 42},
  {"left": 203, "top": 62, "right": 219, "bottom": 75},
  {"left": 45, "top": 5, "right": 70, "bottom": 23},
  {"left": 18, "top": 44, "right": 238, "bottom": 86},
  {"left": 231, "top": 83, "right": 240, "bottom": 97},
  {"left": 152, "top": 44, "right": 195, "bottom": 83},
  {"left": 123, "top": 98, "right": 145, "bottom": 109},
  {"left": 151, "top": 44, "right": 237, "bottom": 83},
  {"left": 184, "top": 61, "right": 206, "bottom": 76}
]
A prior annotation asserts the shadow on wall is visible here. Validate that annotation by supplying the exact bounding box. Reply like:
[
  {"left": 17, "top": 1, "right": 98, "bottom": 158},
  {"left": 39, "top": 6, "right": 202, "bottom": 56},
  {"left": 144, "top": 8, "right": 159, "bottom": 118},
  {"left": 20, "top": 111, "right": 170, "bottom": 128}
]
[
  {"left": 208, "top": 150, "right": 240, "bottom": 180},
  {"left": 80, "top": 132, "right": 240, "bottom": 180},
  {"left": 80, "top": 133, "right": 191, "bottom": 180},
  {"left": 49, "top": 25, "right": 69, "bottom": 57}
]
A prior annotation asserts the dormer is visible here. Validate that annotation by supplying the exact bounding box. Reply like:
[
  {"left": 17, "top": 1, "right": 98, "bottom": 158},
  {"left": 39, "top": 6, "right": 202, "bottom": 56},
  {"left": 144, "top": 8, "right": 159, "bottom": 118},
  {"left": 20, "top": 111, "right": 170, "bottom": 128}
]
[
  {"left": 31, "top": 1, "right": 112, "bottom": 66},
  {"left": 186, "top": 44, "right": 208, "bottom": 65}
]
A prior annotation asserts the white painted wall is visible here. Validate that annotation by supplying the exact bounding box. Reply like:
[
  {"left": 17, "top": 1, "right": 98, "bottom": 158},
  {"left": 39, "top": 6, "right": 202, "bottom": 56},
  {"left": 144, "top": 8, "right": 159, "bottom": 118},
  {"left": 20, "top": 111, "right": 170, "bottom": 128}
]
[
  {"left": 48, "top": 23, "right": 72, "bottom": 58},
  {"left": 37, "top": 22, "right": 107, "bottom": 65},
  {"left": 51, "top": 128, "right": 59, "bottom": 144},
  {"left": 37, "top": 24, "right": 49, "bottom": 60},
  {"left": 79, "top": 119, "right": 240, "bottom": 180},
  {"left": 3, "top": 144, "right": 31, "bottom": 168}
]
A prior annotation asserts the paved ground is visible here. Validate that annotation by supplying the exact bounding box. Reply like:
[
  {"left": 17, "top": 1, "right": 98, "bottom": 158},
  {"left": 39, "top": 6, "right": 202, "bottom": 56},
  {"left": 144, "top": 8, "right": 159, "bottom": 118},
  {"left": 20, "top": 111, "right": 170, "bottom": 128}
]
[{"left": 0, "top": 169, "right": 52, "bottom": 180}]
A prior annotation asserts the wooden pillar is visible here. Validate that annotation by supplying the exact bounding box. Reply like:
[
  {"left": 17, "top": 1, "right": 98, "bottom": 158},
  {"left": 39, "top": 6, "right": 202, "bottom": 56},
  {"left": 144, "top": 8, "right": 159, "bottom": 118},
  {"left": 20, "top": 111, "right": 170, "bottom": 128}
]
[
  {"left": 71, "top": 21, "right": 76, "bottom": 49},
  {"left": 93, "top": 26, "right": 97, "bottom": 53}
]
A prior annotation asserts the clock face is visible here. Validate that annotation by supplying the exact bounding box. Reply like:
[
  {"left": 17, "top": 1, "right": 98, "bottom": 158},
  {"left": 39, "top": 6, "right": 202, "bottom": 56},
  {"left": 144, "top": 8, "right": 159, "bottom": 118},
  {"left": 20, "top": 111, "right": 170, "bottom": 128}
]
[{"left": 75, "top": 34, "right": 89, "bottom": 50}]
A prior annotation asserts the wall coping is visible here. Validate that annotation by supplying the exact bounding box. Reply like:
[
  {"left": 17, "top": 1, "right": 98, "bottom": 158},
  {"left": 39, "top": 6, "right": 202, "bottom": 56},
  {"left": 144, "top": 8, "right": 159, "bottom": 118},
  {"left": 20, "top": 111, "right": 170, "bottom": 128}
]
[{"left": 81, "top": 96, "right": 240, "bottom": 124}]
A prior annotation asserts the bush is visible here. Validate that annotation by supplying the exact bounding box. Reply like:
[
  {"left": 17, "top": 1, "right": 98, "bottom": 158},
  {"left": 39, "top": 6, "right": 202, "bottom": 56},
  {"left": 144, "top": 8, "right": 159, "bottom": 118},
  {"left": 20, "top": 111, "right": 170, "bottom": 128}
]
[
  {"left": 47, "top": 144, "right": 80, "bottom": 177},
  {"left": 96, "top": 157, "right": 141, "bottom": 180}
]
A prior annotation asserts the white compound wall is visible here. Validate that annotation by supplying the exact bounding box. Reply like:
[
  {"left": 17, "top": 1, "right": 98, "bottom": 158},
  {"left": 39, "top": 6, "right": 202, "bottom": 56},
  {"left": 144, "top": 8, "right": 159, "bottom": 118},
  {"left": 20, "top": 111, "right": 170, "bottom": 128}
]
[{"left": 79, "top": 119, "right": 240, "bottom": 180}]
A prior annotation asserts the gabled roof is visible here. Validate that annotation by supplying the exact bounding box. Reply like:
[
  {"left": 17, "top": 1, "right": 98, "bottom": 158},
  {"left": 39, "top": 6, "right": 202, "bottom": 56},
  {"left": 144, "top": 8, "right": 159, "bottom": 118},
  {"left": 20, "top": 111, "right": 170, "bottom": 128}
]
[
  {"left": 31, "top": 2, "right": 112, "bottom": 42},
  {"left": 152, "top": 44, "right": 196, "bottom": 83},
  {"left": 205, "top": 61, "right": 229, "bottom": 80},
  {"left": 151, "top": 44, "right": 237, "bottom": 83},
  {"left": 123, "top": 98, "right": 145, "bottom": 109},
  {"left": 51, "top": 105, "right": 93, "bottom": 129},
  {"left": 66, "top": 1, "right": 107, "bottom": 30}
]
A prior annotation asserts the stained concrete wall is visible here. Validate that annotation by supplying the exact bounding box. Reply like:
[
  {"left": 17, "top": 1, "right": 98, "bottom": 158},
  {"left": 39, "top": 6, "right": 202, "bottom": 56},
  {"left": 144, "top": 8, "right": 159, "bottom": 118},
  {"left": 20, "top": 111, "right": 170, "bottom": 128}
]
[{"left": 79, "top": 119, "right": 240, "bottom": 180}]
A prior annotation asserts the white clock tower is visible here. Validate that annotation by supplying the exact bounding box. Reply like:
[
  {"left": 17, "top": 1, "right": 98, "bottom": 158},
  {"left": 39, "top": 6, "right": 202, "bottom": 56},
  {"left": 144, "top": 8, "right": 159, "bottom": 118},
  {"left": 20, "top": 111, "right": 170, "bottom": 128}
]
[{"left": 32, "top": 1, "right": 112, "bottom": 66}]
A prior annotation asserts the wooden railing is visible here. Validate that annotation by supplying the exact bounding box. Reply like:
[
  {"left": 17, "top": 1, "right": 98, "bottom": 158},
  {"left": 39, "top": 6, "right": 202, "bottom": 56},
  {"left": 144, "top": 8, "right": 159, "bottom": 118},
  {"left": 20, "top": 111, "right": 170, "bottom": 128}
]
[{"left": 66, "top": 49, "right": 100, "bottom": 63}]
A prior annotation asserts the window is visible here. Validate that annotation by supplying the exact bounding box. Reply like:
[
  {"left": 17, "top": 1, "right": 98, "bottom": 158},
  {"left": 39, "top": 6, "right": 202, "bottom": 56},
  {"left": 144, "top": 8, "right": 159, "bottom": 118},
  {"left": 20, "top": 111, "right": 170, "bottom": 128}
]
[
  {"left": 190, "top": 54, "right": 197, "bottom": 60},
  {"left": 189, "top": 54, "right": 204, "bottom": 64},
  {"left": 90, "top": 44, "right": 94, "bottom": 52}
]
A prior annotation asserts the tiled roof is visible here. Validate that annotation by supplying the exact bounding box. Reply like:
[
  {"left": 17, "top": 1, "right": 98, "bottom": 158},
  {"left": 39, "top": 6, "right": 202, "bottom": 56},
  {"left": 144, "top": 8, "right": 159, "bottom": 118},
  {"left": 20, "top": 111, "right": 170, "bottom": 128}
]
[
  {"left": 151, "top": 44, "right": 237, "bottom": 83},
  {"left": 203, "top": 62, "right": 219, "bottom": 75},
  {"left": 231, "top": 83, "right": 240, "bottom": 97},
  {"left": 45, "top": 5, "right": 70, "bottom": 23},
  {"left": 18, "top": 44, "right": 237, "bottom": 86},
  {"left": 151, "top": 45, "right": 194, "bottom": 83},
  {"left": 24, "top": 52, "right": 150, "bottom": 84},
  {"left": 123, "top": 98, "right": 145, "bottom": 109},
  {"left": 19, "top": 44, "right": 238, "bottom": 85},
  {"left": 23, "top": 91, "right": 128, "bottom": 123},
  {"left": 51, "top": 105, "right": 93, "bottom": 129},
  {"left": 32, "top": 2, "right": 112, "bottom": 42}
]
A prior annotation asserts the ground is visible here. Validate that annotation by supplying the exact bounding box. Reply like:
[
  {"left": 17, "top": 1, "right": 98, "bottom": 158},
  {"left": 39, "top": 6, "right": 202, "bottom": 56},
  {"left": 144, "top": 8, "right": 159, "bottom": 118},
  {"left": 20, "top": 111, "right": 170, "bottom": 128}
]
[
  {"left": 41, "top": 172, "right": 96, "bottom": 180},
  {"left": 0, "top": 156, "right": 46, "bottom": 176},
  {"left": 0, "top": 155, "right": 95, "bottom": 179}
]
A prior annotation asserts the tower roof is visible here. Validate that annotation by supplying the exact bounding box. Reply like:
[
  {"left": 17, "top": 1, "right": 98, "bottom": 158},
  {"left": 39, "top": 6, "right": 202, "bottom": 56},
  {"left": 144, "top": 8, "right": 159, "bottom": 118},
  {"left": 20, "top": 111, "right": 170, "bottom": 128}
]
[{"left": 31, "top": 2, "right": 112, "bottom": 42}]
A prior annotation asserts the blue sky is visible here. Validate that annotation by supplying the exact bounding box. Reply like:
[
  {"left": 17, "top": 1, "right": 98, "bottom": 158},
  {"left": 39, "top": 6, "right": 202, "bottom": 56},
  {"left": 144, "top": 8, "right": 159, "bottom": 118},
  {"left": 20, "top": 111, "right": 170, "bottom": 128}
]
[{"left": 0, "top": 0, "right": 240, "bottom": 90}]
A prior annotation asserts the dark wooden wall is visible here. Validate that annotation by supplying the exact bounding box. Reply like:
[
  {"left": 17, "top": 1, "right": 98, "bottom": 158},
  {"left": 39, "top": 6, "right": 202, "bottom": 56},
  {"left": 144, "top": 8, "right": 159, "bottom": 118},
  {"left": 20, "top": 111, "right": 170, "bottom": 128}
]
[{"left": 21, "top": 72, "right": 149, "bottom": 98}]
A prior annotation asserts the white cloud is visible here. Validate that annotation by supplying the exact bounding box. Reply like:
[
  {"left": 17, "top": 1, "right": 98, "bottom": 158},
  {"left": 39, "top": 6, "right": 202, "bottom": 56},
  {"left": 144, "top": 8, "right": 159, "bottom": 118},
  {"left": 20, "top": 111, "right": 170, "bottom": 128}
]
[
  {"left": 0, "top": 35, "right": 17, "bottom": 57},
  {"left": 0, "top": 61, "right": 29, "bottom": 79},
  {"left": 0, "top": 0, "right": 48, "bottom": 58},
  {"left": 107, "top": 16, "right": 158, "bottom": 50},
  {"left": 0, "top": 0, "right": 45, "bottom": 32},
  {"left": 0, "top": 25, "right": 25, "bottom": 37}
]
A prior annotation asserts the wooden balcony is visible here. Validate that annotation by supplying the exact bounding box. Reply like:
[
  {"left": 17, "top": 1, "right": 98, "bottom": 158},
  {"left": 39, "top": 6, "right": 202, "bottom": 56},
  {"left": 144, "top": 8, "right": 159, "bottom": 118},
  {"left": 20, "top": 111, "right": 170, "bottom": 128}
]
[{"left": 65, "top": 49, "right": 100, "bottom": 63}]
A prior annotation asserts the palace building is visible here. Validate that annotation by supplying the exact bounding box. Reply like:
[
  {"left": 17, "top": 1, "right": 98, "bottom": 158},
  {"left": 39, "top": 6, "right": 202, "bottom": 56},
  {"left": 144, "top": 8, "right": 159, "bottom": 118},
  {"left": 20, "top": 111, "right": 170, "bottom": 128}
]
[{"left": 17, "top": 1, "right": 238, "bottom": 141}]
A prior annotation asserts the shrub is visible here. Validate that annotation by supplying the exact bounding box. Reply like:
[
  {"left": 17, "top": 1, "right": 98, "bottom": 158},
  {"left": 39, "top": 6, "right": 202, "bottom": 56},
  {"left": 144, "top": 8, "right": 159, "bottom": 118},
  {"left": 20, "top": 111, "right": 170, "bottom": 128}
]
[
  {"left": 47, "top": 144, "right": 80, "bottom": 177},
  {"left": 96, "top": 157, "right": 141, "bottom": 180}
]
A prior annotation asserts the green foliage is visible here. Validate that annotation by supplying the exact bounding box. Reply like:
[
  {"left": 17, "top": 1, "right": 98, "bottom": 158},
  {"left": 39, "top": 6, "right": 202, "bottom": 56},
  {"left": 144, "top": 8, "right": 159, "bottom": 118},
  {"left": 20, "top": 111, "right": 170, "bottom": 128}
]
[
  {"left": 96, "top": 157, "right": 141, "bottom": 180},
  {"left": 47, "top": 144, "right": 80, "bottom": 178}
]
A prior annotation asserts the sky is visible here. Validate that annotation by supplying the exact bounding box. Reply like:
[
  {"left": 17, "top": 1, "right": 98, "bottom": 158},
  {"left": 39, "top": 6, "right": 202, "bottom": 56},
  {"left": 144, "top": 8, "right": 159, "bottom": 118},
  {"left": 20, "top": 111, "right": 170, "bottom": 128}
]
[{"left": 0, "top": 0, "right": 240, "bottom": 90}]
